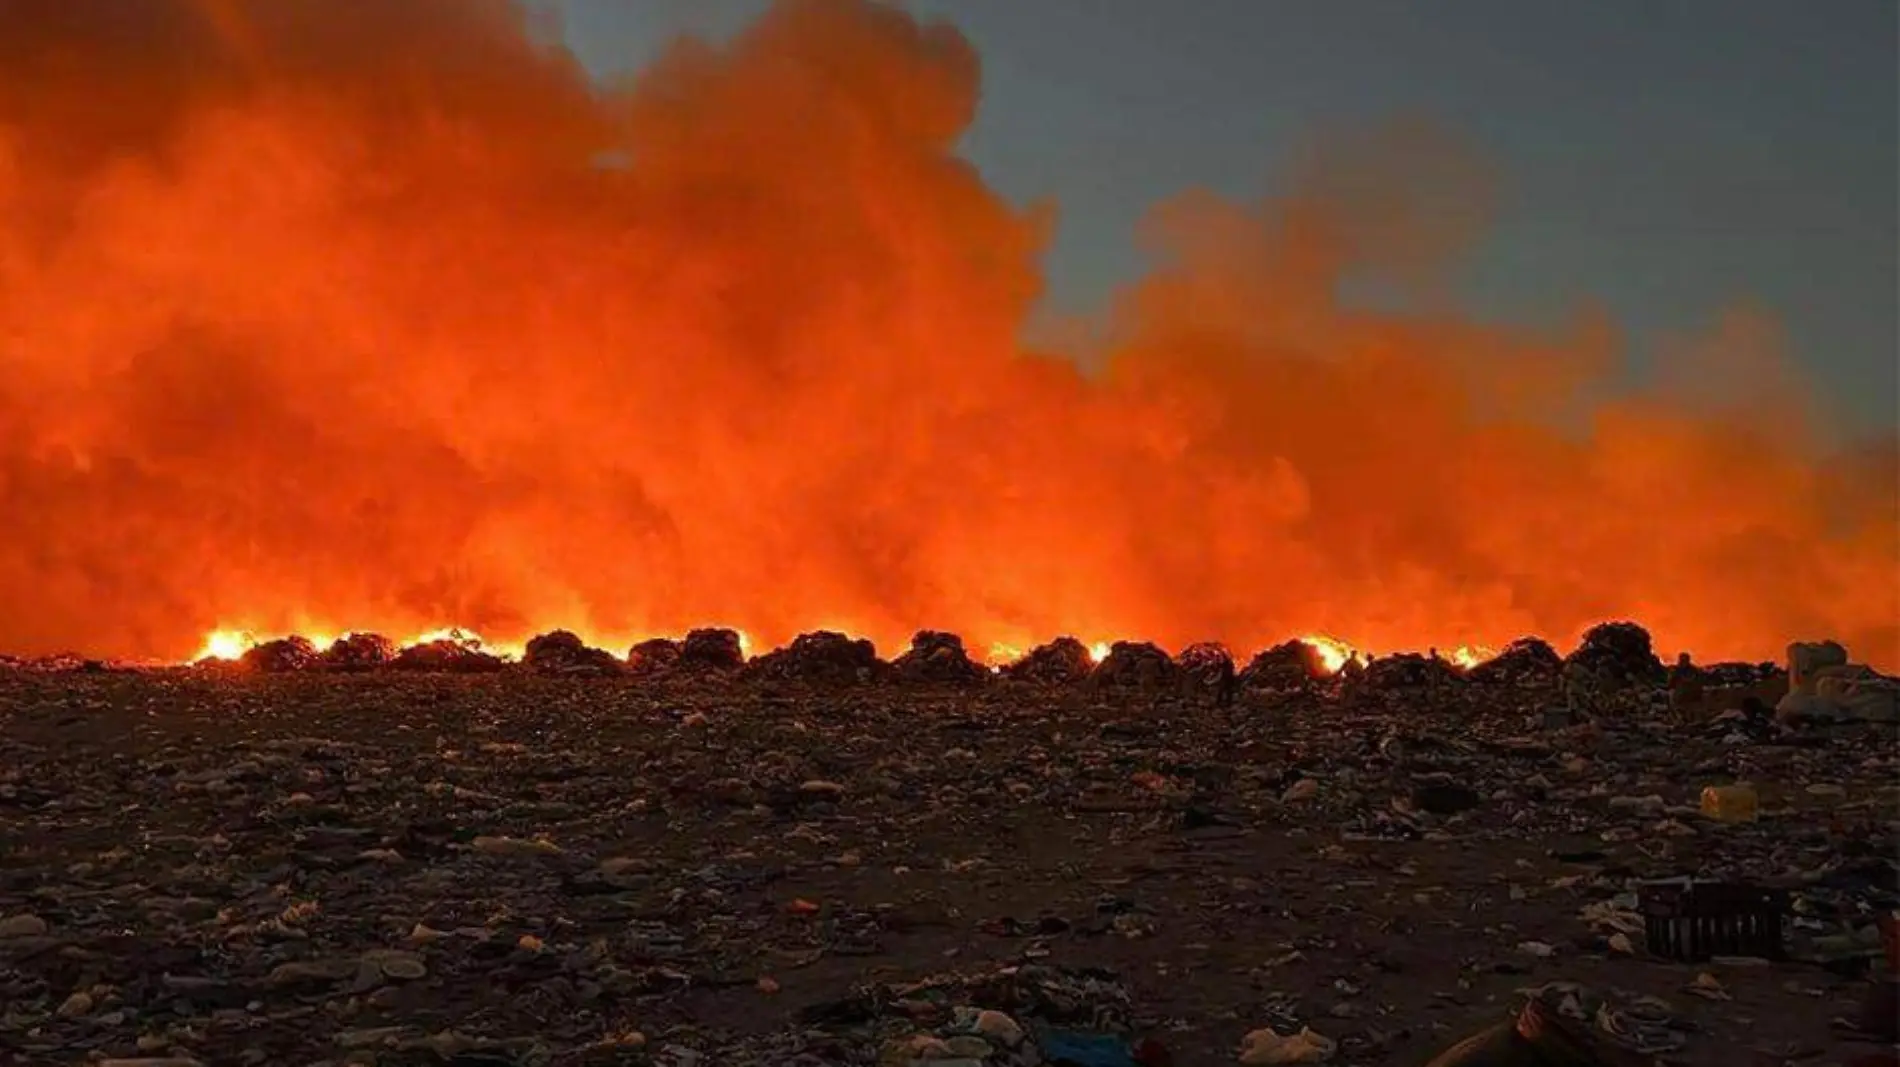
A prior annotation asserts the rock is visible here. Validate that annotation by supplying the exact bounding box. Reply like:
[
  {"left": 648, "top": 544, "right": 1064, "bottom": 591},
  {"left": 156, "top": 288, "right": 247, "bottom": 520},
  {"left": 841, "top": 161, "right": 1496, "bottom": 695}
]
[
  {"left": 0, "top": 913, "right": 49, "bottom": 938},
  {"left": 1238, "top": 1026, "right": 1336, "bottom": 1064},
  {"left": 57, "top": 990, "right": 94, "bottom": 1017}
]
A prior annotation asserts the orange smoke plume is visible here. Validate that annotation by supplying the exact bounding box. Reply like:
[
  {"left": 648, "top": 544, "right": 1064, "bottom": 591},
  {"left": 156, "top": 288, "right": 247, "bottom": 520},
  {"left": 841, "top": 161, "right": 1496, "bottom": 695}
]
[{"left": 0, "top": 0, "right": 1893, "bottom": 667}]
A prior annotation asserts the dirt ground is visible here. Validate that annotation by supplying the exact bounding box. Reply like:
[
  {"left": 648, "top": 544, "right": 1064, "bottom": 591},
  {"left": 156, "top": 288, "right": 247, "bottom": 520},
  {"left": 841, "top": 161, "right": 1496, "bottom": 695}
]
[{"left": 1, "top": 669, "right": 1895, "bottom": 1066}]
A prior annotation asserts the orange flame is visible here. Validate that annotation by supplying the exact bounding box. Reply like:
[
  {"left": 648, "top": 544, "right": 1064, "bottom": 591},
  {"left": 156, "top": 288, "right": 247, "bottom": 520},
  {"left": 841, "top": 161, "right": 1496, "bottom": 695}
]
[{"left": 0, "top": 0, "right": 1893, "bottom": 669}]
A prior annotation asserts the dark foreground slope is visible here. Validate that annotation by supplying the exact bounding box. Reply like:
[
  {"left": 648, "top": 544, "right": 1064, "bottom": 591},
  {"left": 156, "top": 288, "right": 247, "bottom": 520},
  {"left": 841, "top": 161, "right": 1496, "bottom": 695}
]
[{"left": 0, "top": 670, "right": 1894, "bottom": 1066}]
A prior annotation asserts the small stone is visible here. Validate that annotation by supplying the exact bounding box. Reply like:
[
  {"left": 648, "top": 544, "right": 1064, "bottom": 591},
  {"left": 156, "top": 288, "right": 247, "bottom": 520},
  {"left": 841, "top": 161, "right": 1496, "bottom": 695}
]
[
  {"left": 1282, "top": 779, "right": 1319, "bottom": 803},
  {"left": 0, "top": 913, "right": 49, "bottom": 938},
  {"left": 1517, "top": 940, "right": 1557, "bottom": 958},
  {"left": 799, "top": 779, "right": 846, "bottom": 798},
  {"left": 57, "top": 990, "right": 94, "bottom": 1017},
  {"left": 756, "top": 975, "right": 780, "bottom": 994}
]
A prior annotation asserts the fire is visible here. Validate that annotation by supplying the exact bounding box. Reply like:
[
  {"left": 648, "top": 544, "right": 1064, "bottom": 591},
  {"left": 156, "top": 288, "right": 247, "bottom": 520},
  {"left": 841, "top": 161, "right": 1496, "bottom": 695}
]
[
  {"left": 195, "top": 630, "right": 256, "bottom": 662},
  {"left": 1088, "top": 641, "right": 1112, "bottom": 664},
  {"left": 987, "top": 642, "right": 1025, "bottom": 666},
  {"left": 1300, "top": 635, "right": 1363, "bottom": 674},
  {"left": 0, "top": 1, "right": 1894, "bottom": 669},
  {"left": 1447, "top": 644, "right": 1496, "bottom": 670}
]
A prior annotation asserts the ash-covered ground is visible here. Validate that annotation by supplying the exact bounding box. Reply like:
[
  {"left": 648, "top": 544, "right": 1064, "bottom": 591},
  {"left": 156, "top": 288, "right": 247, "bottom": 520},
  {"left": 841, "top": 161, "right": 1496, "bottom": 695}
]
[{"left": 1, "top": 628, "right": 1896, "bottom": 1067}]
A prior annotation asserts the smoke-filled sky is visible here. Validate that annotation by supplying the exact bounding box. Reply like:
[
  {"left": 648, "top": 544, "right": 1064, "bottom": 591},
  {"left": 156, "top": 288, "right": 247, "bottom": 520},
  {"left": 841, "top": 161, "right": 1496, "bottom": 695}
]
[
  {"left": 0, "top": 0, "right": 1895, "bottom": 667},
  {"left": 561, "top": 0, "right": 1900, "bottom": 431}
]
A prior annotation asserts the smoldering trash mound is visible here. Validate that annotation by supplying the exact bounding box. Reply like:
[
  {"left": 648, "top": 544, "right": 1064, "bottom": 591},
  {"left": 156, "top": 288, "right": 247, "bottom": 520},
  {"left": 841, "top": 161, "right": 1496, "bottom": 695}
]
[{"left": 0, "top": 653, "right": 1896, "bottom": 1067}]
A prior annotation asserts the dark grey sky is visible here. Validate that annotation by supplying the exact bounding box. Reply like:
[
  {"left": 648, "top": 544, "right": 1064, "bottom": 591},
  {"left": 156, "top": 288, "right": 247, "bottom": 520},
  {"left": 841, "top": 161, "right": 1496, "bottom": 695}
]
[{"left": 558, "top": 0, "right": 1898, "bottom": 429}]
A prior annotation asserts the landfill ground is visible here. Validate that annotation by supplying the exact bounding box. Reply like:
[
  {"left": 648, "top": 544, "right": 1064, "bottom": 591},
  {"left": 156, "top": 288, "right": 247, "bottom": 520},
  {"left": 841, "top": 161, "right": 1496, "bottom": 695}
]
[{"left": 1, "top": 667, "right": 1896, "bottom": 1067}]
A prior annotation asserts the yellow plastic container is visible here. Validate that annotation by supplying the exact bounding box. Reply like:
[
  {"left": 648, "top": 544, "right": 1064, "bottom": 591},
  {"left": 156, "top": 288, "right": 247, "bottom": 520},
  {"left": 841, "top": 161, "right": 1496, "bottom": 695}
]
[{"left": 1700, "top": 785, "right": 1759, "bottom": 823}]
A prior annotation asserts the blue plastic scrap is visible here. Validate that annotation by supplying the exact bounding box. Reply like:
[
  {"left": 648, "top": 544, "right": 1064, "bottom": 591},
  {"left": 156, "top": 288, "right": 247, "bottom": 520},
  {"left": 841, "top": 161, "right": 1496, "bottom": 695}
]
[{"left": 1036, "top": 1028, "right": 1138, "bottom": 1067}]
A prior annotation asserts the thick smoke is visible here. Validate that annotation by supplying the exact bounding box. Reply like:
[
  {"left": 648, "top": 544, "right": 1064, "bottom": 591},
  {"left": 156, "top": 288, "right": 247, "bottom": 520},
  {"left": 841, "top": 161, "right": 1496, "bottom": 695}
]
[{"left": 0, "top": 0, "right": 1893, "bottom": 665}]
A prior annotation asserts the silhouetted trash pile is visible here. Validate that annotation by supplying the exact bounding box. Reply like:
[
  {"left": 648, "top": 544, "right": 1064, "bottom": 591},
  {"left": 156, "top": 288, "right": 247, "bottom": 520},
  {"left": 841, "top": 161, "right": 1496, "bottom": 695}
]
[
  {"left": 1362, "top": 651, "right": 1464, "bottom": 691},
  {"left": 522, "top": 630, "right": 619, "bottom": 675},
  {"left": 892, "top": 630, "right": 989, "bottom": 686},
  {"left": 321, "top": 632, "right": 395, "bottom": 671},
  {"left": 391, "top": 634, "right": 504, "bottom": 672},
  {"left": 1236, "top": 640, "right": 1330, "bottom": 693},
  {"left": 1176, "top": 641, "right": 1235, "bottom": 705},
  {"left": 1089, "top": 641, "right": 1179, "bottom": 696},
  {"left": 1004, "top": 636, "right": 1093, "bottom": 686},
  {"left": 678, "top": 627, "right": 745, "bottom": 672},
  {"left": 243, "top": 635, "right": 320, "bottom": 673},
  {"left": 624, "top": 636, "right": 681, "bottom": 675},
  {"left": 1565, "top": 621, "right": 1667, "bottom": 687},
  {"left": 1466, "top": 636, "right": 1562, "bottom": 686},
  {"left": 745, "top": 630, "right": 884, "bottom": 686}
]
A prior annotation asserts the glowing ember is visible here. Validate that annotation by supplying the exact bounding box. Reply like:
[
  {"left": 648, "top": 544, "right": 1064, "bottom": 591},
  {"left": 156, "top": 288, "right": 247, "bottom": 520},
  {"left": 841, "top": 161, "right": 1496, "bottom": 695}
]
[
  {"left": 987, "top": 642, "right": 1026, "bottom": 666},
  {"left": 1088, "top": 641, "right": 1112, "bottom": 664}
]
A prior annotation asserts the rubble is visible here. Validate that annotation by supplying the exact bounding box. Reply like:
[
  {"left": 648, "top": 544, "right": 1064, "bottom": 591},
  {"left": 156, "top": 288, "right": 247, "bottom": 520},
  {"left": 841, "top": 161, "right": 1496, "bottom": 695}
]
[
  {"left": 0, "top": 628, "right": 1892, "bottom": 1066},
  {"left": 892, "top": 630, "right": 989, "bottom": 686},
  {"left": 522, "top": 629, "right": 619, "bottom": 675}
]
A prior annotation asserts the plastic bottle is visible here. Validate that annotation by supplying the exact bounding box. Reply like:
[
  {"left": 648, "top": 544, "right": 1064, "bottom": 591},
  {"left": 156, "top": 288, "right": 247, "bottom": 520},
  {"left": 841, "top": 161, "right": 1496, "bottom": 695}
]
[{"left": 1699, "top": 784, "right": 1759, "bottom": 823}]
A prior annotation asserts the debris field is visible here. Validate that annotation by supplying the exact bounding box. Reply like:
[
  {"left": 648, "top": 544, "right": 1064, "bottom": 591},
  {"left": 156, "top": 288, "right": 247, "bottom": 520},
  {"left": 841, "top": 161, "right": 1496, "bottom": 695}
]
[{"left": 1, "top": 624, "right": 1896, "bottom": 1067}]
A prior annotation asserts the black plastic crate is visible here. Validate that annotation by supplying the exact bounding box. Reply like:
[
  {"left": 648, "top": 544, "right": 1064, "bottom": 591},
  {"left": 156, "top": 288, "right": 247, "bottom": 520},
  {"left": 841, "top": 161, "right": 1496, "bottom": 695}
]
[{"left": 1639, "top": 879, "right": 1787, "bottom": 962}]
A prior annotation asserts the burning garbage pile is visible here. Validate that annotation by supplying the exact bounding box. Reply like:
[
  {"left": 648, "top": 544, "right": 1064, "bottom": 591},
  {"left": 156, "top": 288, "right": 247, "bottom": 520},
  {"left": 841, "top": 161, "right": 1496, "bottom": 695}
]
[{"left": 8, "top": 620, "right": 1889, "bottom": 723}]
